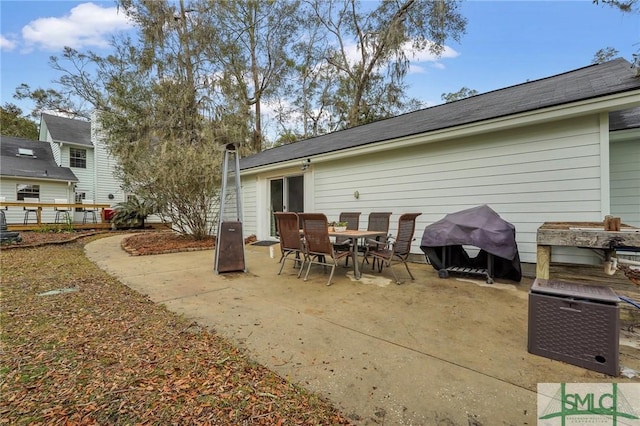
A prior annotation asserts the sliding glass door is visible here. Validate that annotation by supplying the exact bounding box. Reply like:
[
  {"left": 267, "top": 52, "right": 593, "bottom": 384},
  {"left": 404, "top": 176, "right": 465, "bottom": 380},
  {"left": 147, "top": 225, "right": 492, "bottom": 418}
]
[{"left": 270, "top": 175, "right": 304, "bottom": 237}]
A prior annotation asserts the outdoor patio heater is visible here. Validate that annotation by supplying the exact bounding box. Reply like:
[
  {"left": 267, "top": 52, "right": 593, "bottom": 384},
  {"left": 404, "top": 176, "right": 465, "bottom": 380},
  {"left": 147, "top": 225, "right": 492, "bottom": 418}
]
[{"left": 214, "top": 143, "right": 246, "bottom": 274}]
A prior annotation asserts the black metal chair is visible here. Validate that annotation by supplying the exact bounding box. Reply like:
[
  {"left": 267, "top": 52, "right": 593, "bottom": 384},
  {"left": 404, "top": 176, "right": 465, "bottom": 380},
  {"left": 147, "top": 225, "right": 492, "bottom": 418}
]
[
  {"left": 82, "top": 199, "right": 99, "bottom": 224},
  {"left": 54, "top": 199, "right": 72, "bottom": 224},
  {"left": 23, "top": 198, "right": 39, "bottom": 225}
]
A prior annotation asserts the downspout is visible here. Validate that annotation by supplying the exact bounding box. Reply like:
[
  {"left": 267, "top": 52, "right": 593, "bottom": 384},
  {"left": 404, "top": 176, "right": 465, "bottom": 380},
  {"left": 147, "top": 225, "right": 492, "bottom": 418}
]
[
  {"left": 599, "top": 111, "right": 611, "bottom": 219},
  {"left": 67, "top": 181, "right": 73, "bottom": 203},
  {"left": 93, "top": 139, "right": 98, "bottom": 203},
  {"left": 91, "top": 116, "right": 98, "bottom": 203}
]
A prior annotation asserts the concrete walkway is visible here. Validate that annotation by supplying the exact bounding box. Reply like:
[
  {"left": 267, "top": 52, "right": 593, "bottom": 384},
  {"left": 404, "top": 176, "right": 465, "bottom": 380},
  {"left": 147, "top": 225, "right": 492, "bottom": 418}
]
[{"left": 85, "top": 234, "right": 640, "bottom": 425}]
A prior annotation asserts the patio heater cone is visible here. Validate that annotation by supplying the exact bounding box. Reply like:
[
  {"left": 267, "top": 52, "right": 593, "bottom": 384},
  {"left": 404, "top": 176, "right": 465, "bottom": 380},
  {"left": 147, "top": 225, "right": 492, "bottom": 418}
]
[{"left": 214, "top": 143, "right": 246, "bottom": 274}]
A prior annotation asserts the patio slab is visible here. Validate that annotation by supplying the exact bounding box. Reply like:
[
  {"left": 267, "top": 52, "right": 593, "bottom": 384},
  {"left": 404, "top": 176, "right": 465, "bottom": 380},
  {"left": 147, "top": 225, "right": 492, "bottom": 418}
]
[{"left": 85, "top": 234, "right": 640, "bottom": 425}]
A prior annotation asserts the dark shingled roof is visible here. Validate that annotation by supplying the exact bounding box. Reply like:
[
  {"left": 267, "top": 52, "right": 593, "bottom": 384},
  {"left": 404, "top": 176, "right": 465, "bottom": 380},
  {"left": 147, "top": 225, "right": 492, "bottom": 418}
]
[
  {"left": 610, "top": 106, "right": 640, "bottom": 131},
  {"left": 240, "top": 58, "right": 640, "bottom": 171},
  {"left": 41, "top": 113, "right": 92, "bottom": 146},
  {"left": 0, "top": 135, "right": 78, "bottom": 182}
]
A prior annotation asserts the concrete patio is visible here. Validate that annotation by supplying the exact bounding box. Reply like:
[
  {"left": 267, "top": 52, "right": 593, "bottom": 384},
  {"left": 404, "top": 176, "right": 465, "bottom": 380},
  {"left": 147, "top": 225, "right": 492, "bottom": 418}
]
[{"left": 85, "top": 234, "right": 640, "bottom": 425}]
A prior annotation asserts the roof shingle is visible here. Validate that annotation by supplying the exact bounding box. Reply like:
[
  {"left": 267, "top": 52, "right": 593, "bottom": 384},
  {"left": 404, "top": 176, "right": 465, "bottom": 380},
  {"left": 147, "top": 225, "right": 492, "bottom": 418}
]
[
  {"left": 41, "top": 113, "right": 92, "bottom": 146},
  {"left": 240, "top": 59, "right": 640, "bottom": 170},
  {"left": 0, "top": 135, "right": 78, "bottom": 182}
]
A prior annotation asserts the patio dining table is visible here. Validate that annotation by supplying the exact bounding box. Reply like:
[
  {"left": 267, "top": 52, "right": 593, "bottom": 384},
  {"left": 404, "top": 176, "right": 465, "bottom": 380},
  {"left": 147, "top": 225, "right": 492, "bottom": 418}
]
[{"left": 328, "top": 229, "right": 387, "bottom": 280}]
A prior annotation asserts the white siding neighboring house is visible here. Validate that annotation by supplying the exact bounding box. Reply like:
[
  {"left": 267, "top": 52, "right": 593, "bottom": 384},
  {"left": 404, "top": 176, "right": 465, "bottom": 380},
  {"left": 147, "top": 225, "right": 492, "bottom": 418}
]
[
  {"left": 0, "top": 136, "right": 78, "bottom": 223},
  {"left": 39, "top": 113, "right": 126, "bottom": 222},
  {"left": 90, "top": 112, "right": 127, "bottom": 205},
  {"left": 239, "top": 59, "right": 640, "bottom": 266},
  {"left": 0, "top": 113, "right": 129, "bottom": 225}
]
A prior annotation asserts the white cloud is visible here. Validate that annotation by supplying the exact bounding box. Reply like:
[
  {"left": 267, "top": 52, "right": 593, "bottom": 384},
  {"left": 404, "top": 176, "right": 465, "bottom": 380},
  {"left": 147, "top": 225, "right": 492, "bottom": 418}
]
[
  {"left": 21, "top": 2, "right": 133, "bottom": 52},
  {"left": 407, "top": 42, "right": 460, "bottom": 63},
  {"left": 0, "top": 34, "right": 17, "bottom": 51},
  {"left": 406, "top": 42, "right": 459, "bottom": 73}
]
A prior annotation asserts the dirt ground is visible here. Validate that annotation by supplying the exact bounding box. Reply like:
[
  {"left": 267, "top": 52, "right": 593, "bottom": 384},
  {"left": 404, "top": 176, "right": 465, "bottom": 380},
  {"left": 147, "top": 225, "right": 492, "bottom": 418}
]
[{"left": 85, "top": 234, "right": 640, "bottom": 425}]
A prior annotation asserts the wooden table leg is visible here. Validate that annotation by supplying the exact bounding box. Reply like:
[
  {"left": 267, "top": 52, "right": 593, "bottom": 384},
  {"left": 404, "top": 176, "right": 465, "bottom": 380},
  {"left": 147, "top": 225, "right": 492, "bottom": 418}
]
[{"left": 536, "top": 245, "right": 551, "bottom": 279}]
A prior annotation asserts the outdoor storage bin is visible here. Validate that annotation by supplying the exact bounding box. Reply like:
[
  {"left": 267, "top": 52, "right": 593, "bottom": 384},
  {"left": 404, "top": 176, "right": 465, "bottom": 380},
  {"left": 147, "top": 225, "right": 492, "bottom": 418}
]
[
  {"left": 528, "top": 278, "right": 620, "bottom": 376},
  {"left": 103, "top": 208, "right": 116, "bottom": 222}
]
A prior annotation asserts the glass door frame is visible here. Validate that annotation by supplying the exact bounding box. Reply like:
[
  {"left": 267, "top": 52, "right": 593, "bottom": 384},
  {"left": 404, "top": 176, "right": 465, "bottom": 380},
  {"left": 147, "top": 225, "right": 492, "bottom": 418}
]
[{"left": 269, "top": 174, "right": 304, "bottom": 237}]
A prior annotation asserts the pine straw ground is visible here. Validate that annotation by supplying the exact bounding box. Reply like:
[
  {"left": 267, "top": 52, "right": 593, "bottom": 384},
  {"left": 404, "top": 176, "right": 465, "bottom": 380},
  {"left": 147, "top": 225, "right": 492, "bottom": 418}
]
[{"left": 0, "top": 232, "right": 350, "bottom": 425}]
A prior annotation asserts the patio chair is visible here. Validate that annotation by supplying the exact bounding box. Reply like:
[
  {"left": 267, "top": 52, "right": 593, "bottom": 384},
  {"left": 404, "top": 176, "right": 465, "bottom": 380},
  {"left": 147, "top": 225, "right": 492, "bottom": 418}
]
[
  {"left": 23, "top": 198, "right": 39, "bottom": 224},
  {"left": 82, "top": 199, "right": 99, "bottom": 224},
  {"left": 335, "top": 212, "right": 360, "bottom": 266},
  {"left": 362, "top": 213, "right": 422, "bottom": 284},
  {"left": 299, "top": 213, "right": 351, "bottom": 286},
  {"left": 54, "top": 199, "right": 72, "bottom": 223},
  {"left": 360, "top": 212, "right": 393, "bottom": 269},
  {"left": 274, "top": 212, "right": 306, "bottom": 277}
]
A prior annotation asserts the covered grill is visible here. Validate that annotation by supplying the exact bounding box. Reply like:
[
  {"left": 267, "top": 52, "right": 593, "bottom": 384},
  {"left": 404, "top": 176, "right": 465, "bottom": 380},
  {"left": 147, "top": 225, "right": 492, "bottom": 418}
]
[{"left": 420, "top": 205, "right": 522, "bottom": 283}]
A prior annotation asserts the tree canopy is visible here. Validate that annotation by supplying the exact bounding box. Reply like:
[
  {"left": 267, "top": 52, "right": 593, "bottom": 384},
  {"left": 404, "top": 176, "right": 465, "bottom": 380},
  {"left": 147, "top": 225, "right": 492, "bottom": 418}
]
[
  {"left": 0, "top": 104, "right": 39, "bottom": 140},
  {"left": 16, "top": 0, "right": 468, "bottom": 238},
  {"left": 441, "top": 86, "right": 478, "bottom": 103}
]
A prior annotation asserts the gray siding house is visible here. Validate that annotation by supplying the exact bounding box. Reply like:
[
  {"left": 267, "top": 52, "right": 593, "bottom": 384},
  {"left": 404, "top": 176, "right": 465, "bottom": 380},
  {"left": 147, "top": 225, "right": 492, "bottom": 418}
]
[{"left": 238, "top": 59, "right": 640, "bottom": 266}]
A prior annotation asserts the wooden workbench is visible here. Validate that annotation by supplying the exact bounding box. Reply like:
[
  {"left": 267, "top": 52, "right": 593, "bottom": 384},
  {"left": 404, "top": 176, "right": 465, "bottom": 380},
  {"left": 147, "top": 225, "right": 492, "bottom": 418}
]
[{"left": 536, "top": 221, "right": 640, "bottom": 279}]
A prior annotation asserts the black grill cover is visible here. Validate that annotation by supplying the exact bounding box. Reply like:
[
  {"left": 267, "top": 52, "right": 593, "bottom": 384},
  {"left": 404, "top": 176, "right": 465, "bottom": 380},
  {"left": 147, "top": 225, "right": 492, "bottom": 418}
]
[{"left": 420, "top": 205, "right": 522, "bottom": 282}]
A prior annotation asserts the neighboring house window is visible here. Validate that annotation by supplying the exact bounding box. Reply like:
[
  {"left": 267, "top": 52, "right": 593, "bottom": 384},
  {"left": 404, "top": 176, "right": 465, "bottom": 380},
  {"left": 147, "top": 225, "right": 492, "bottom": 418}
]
[
  {"left": 70, "top": 148, "right": 87, "bottom": 168},
  {"left": 75, "top": 192, "right": 86, "bottom": 212},
  {"left": 17, "top": 184, "right": 39, "bottom": 201}
]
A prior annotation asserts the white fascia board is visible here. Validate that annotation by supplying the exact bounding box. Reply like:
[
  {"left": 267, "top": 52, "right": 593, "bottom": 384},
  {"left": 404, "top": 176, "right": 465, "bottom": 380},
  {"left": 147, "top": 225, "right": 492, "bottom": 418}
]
[
  {"left": 241, "top": 90, "right": 640, "bottom": 176},
  {"left": 0, "top": 174, "right": 78, "bottom": 183},
  {"left": 55, "top": 140, "right": 93, "bottom": 148}
]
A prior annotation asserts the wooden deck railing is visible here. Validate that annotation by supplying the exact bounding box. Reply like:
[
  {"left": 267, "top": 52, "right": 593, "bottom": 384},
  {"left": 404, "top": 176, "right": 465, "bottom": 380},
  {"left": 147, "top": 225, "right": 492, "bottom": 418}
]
[{"left": 1, "top": 201, "right": 113, "bottom": 231}]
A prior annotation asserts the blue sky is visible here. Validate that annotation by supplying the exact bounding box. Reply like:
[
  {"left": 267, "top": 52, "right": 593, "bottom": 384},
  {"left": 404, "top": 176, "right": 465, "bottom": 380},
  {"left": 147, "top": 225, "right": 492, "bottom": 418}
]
[{"left": 1, "top": 0, "right": 639, "bottom": 122}]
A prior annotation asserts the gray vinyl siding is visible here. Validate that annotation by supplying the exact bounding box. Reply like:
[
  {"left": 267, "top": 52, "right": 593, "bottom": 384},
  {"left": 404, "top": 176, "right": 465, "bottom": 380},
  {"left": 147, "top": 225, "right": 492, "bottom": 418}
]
[
  {"left": 244, "top": 114, "right": 606, "bottom": 265},
  {"left": 610, "top": 139, "right": 640, "bottom": 227},
  {"left": 242, "top": 179, "right": 257, "bottom": 236}
]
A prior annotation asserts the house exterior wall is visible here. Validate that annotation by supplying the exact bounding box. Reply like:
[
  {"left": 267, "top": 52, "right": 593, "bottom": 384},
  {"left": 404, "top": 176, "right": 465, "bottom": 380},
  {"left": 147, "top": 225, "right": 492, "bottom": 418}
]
[
  {"left": 610, "top": 137, "right": 640, "bottom": 227},
  {"left": 59, "top": 144, "right": 94, "bottom": 185},
  {"left": 92, "top": 122, "right": 126, "bottom": 205},
  {"left": 57, "top": 144, "right": 95, "bottom": 221},
  {"left": 242, "top": 177, "right": 257, "bottom": 231},
  {"left": 243, "top": 114, "right": 609, "bottom": 265},
  {"left": 0, "top": 178, "right": 73, "bottom": 224},
  {"left": 40, "top": 127, "right": 62, "bottom": 165},
  {"left": 241, "top": 165, "right": 307, "bottom": 239}
]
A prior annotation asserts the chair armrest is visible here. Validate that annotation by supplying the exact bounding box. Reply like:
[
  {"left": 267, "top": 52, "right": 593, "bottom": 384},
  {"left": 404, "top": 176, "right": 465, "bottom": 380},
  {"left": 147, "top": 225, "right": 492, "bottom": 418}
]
[
  {"left": 365, "top": 238, "right": 386, "bottom": 247},
  {"left": 365, "top": 235, "right": 392, "bottom": 250}
]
